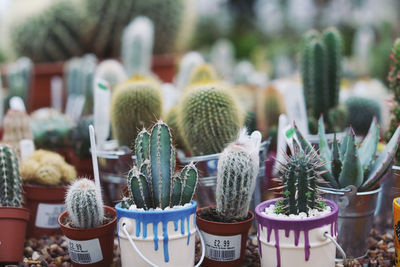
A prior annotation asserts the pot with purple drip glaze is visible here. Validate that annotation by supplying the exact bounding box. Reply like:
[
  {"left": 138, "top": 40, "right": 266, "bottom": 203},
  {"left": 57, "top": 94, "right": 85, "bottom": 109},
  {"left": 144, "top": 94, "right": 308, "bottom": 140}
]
[{"left": 255, "top": 198, "right": 338, "bottom": 267}]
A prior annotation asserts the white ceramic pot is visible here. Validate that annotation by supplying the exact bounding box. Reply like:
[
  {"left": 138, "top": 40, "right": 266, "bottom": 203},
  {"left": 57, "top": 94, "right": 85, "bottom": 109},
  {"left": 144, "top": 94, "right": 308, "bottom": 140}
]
[
  {"left": 255, "top": 199, "right": 339, "bottom": 267},
  {"left": 116, "top": 201, "right": 197, "bottom": 267}
]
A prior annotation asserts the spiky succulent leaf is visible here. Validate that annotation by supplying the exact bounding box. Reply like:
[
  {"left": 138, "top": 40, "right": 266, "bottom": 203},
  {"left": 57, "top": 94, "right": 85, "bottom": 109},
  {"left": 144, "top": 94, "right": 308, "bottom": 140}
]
[
  {"left": 340, "top": 128, "right": 350, "bottom": 161},
  {"left": 318, "top": 115, "right": 332, "bottom": 171},
  {"left": 358, "top": 117, "right": 379, "bottom": 173},
  {"left": 331, "top": 134, "right": 342, "bottom": 182}
]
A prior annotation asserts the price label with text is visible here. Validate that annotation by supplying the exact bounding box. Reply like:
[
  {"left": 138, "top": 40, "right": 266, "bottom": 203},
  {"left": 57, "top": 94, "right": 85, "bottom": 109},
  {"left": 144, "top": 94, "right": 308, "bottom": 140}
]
[
  {"left": 35, "top": 203, "right": 65, "bottom": 228},
  {"left": 201, "top": 231, "right": 241, "bottom": 261},
  {"left": 67, "top": 238, "right": 103, "bottom": 264}
]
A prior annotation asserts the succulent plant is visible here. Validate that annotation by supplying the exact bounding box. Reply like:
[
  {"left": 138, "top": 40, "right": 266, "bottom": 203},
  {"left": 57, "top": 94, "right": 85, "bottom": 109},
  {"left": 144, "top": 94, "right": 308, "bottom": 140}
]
[
  {"left": 345, "top": 96, "right": 381, "bottom": 136},
  {"left": 165, "top": 107, "right": 187, "bottom": 150},
  {"left": 257, "top": 86, "right": 285, "bottom": 138},
  {"left": 5, "top": 57, "right": 33, "bottom": 107},
  {"left": 94, "top": 59, "right": 127, "bottom": 92},
  {"left": 216, "top": 129, "right": 261, "bottom": 221},
  {"left": 294, "top": 116, "right": 400, "bottom": 191},
  {"left": 121, "top": 16, "right": 154, "bottom": 77},
  {"left": 275, "top": 145, "right": 327, "bottom": 215},
  {"left": 66, "top": 178, "right": 104, "bottom": 229},
  {"left": 110, "top": 76, "right": 162, "bottom": 147},
  {"left": 124, "top": 121, "right": 198, "bottom": 210},
  {"left": 187, "top": 63, "right": 218, "bottom": 88},
  {"left": 175, "top": 51, "right": 205, "bottom": 92},
  {"left": 1, "top": 109, "right": 33, "bottom": 157},
  {"left": 300, "top": 27, "right": 342, "bottom": 131},
  {"left": 0, "top": 145, "right": 22, "bottom": 207},
  {"left": 68, "top": 116, "right": 92, "bottom": 158},
  {"left": 179, "top": 83, "right": 242, "bottom": 156}
]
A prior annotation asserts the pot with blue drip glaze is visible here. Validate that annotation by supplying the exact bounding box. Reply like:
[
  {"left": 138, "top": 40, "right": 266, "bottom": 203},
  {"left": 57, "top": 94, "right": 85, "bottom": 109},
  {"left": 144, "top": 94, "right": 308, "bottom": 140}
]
[{"left": 116, "top": 200, "right": 197, "bottom": 267}]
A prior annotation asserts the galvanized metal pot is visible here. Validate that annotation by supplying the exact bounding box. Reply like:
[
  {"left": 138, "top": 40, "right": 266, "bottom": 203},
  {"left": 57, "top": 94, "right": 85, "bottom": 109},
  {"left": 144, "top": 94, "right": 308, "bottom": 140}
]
[{"left": 320, "top": 186, "right": 381, "bottom": 259}]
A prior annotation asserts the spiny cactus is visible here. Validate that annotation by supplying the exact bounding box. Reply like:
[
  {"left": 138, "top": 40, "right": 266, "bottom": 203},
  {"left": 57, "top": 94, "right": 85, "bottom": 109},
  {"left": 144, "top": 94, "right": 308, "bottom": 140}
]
[
  {"left": 179, "top": 83, "right": 242, "bottom": 156},
  {"left": 94, "top": 60, "right": 127, "bottom": 92},
  {"left": 175, "top": 51, "right": 204, "bottom": 91},
  {"left": 275, "top": 146, "right": 326, "bottom": 215},
  {"left": 66, "top": 178, "right": 104, "bottom": 229},
  {"left": 345, "top": 96, "right": 381, "bottom": 136},
  {"left": 257, "top": 86, "right": 285, "bottom": 138},
  {"left": 165, "top": 107, "right": 187, "bottom": 150},
  {"left": 216, "top": 129, "right": 261, "bottom": 221},
  {"left": 110, "top": 76, "right": 162, "bottom": 147},
  {"left": 1, "top": 109, "right": 33, "bottom": 156},
  {"left": 121, "top": 16, "right": 154, "bottom": 77},
  {"left": 5, "top": 57, "right": 33, "bottom": 107},
  {"left": 0, "top": 145, "right": 22, "bottom": 207},
  {"left": 294, "top": 116, "right": 400, "bottom": 191},
  {"left": 300, "top": 27, "right": 342, "bottom": 131},
  {"left": 187, "top": 63, "right": 218, "bottom": 88},
  {"left": 124, "top": 121, "right": 198, "bottom": 210}
]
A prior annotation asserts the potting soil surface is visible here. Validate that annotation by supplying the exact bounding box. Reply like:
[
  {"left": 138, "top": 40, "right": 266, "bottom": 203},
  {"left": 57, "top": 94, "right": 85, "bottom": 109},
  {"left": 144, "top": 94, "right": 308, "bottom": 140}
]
[{"left": 16, "top": 228, "right": 394, "bottom": 266}]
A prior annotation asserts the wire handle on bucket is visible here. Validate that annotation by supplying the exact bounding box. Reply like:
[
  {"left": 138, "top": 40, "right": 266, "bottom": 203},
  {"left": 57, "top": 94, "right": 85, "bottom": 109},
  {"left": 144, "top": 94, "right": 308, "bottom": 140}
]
[
  {"left": 122, "top": 223, "right": 205, "bottom": 267},
  {"left": 324, "top": 232, "right": 346, "bottom": 262}
]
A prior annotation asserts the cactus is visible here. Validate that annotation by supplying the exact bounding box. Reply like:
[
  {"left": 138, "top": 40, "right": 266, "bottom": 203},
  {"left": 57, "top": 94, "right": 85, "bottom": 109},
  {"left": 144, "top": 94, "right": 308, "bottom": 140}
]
[
  {"left": 123, "top": 121, "right": 198, "bottom": 210},
  {"left": 66, "top": 178, "right": 104, "bottom": 229},
  {"left": 1, "top": 109, "right": 33, "bottom": 157},
  {"left": 175, "top": 51, "right": 205, "bottom": 91},
  {"left": 257, "top": 86, "right": 285, "bottom": 138},
  {"left": 35, "top": 165, "right": 62, "bottom": 186},
  {"left": 179, "top": 83, "right": 243, "bottom": 156},
  {"left": 216, "top": 129, "right": 261, "bottom": 221},
  {"left": 187, "top": 64, "right": 218, "bottom": 88},
  {"left": 300, "top": 27, "right": 342, "bottom": 131},
  {"left": 68, "top": 116, "right": 92, "bottom": 158},
  {"left": 94, "top": 60, "right": 127, "bottom": 92},
  {"left": 275, "top": 146, "right": 326, "bottom": 215},
  {"left": 121, "top": 16, "right": 154, "bottom": 77},
  {"left": 345, "top": 96, "right": 381, "bottom": 136},
  {"left": 295, "top": 116, "right": 400, "bottom": 191},
  {"left": 165, "top": 107, "right": 187, "bottom": 150},
  {"left": 110, "top": 76, "right": 162, "bottom": 147},
  {"left": 0, "top": 145, "right": 22, "bottom": 207},
  {"left": 5, "top": 57, "right": 33, "bottom": 107}
]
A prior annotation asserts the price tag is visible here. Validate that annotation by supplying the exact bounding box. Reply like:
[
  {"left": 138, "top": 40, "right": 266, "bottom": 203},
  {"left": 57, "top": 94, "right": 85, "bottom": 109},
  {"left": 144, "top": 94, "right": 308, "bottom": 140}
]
[
  {"left": 67, "top": 238, "right": 103, "bottom": 264},
  {"left": 201, "top": 231, "right": 241, "bottom": 261},
  {"left": 35, "top": 203, "right": 65, "bottom": 228}
]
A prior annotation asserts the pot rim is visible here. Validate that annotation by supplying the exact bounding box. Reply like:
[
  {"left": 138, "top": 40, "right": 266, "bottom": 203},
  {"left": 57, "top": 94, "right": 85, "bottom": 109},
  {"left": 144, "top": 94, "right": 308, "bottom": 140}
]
[
  {"left": 319, "top": 186, "right": 381, "bottom": 196},
  {"left": 58, "top": 205, "right": 116, "bottom": 231},
  {"left": 255, "top": 198, "right": 338, "bottom": 223},
  {"left": 23, "top": 183, "right": 68, "bottom": 189},
  {"left": 115, "top": 200, "right": 197, "bottom": 216},
  {"left": 0, "top": 206, "right": 30, "bottom": 221},
  {"left": 195, "top": 206, "right": 254, "bottom": 226}
]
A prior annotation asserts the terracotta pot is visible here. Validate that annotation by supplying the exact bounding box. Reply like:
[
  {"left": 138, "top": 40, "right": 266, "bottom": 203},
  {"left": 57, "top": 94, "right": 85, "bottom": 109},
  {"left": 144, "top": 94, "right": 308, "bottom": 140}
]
[
  {"left": 0, "top": 206, "right": 30, "bottom": 262},
  {"left": 59, "top": 206, "right": 117, "bottom": 267},
  {"left": 196, "top": 206, "right": 254, "bottom": 267},
  {"left": 23, "top": 184, "right": 67, "bottom": 238}
]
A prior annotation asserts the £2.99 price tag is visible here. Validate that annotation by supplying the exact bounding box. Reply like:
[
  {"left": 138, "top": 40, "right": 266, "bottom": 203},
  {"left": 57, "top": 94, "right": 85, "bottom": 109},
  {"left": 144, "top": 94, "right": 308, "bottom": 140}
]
[
  {"left": 201, "top": 231, "right": 241, "bottom": 261},
  {"left": 35, "top": 203, "right": 65, "bottom": 228},
  {"left": 67, "top": 238, "right": 103, "bottom": 264}
]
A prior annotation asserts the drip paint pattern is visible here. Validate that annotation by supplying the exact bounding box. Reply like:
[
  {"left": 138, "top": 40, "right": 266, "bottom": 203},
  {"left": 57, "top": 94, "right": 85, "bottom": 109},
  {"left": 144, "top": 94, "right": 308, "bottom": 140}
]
[
  {"left": 116, "top": 201, "right": 197, "bottom": 263},
  {"left": 255, "top": 199, "right": 338, "bottom": 267}
]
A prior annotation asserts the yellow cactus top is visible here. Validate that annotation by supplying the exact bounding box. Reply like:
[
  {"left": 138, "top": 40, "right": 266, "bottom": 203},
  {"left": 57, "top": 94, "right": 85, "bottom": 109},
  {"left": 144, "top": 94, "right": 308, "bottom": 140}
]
[{"left": 186, "top": 63, "right": 218, "bottom": 90}]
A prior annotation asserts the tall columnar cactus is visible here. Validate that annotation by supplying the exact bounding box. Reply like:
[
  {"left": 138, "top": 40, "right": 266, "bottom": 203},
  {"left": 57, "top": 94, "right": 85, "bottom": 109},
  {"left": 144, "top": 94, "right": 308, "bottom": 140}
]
[
  {"left": 6, "top": 57, "right": 33, "bottom": 107},
  {"left": 216, "top": 129, "right": 261, "bottom": 221},
  {"left": 345, "top": 96, "right": 381, "bottom": 136},
  {"left": 121, "top": 16, "right": 154, "bottom": 77},
  {"left": 179, "top": 83, "right": 242, "bottom": 156},
  {"left": 2, "top": 109, "right": 33, "bottom": 156},
  {"left": 275, "top": 147, "right": 326, "bottom": 215},
  {"left": 110, "top": 76, "right": 162, "bottom": 147},
  {"left": 0, "top": 145, "right": 22, "bottom": 207},
  {"left": 294, "top": 116, "right": 400, "bottom": 191},
  {"left": 66, "top": 178, "right": 104, "bottom": 229},
  {"left": 300, "top": 27, "right": 342, "bottom": 130},
  {"left": 124, "top": 121, "right": 198, "bottom": 210},
  {"left": 94, "top": 60, "right": 127, "bottom": 92}
]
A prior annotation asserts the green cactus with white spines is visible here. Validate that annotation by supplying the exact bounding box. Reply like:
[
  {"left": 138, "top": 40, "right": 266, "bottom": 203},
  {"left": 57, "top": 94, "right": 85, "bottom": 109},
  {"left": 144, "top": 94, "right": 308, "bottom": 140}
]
[
  {"left": 216, "top": 130, "right": 261, "bottom": 221},
  {"left": 165, "top": 107, "right": 188, "bottom": 150},
  {"left": 275, "top": 146, "right": 326, "bottom": 215},
  {"left": 94, "top": 60, "right": 127, "bottom": 92},
  {"left": 125, "top": 121, "right": 198, "bottom": 210},
  {"left": 179, "top": 84, "right": 242, "bottom": 156},
  {"left": 110, "top": 76, "right": 162, "bottom": 147},
  {"left": 294, "top": 116, "right": 400, "bottom": 191},
  {"left": 66, "top": 178, "right": 104, "bottom": 229},
  {"left": 0, "top": 145, "right": 22, "bottom": 207},
  {"left": 187, "top": 64, "right": 218, "bottom": 88}
]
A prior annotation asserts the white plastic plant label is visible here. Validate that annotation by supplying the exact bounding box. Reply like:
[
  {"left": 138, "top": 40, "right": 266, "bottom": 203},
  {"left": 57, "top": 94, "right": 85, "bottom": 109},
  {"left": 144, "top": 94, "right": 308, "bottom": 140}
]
[
  {"left": 67, "top": 238, "right": 103, "bottom": 264},
  {"left": 19, "top": 139, "right": 35, "bottom": 162},
  {"left": 201, "top": 231, "right": 241, "bottom": 261},
  {"left": 35, "top": 203, "right": 65, "bottom": 228}
]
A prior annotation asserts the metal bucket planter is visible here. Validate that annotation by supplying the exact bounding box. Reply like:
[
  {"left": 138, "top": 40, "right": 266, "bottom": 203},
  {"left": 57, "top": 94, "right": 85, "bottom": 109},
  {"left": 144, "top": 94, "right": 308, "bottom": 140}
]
[{"left": 320, "top": 186, "right": 381, "bottom": 259}]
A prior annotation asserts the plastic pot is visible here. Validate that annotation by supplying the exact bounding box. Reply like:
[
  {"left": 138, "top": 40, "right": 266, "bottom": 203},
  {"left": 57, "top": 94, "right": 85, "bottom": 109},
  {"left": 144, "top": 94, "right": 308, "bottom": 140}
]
[
  {"left": 59, "top": 205, "right": 117, "bottom": 267},
  {"left": 255, "top": 198, "right": 338, "bottom": 267},
  {"left": 116, "top": 201, "right": 198, "bottom": 267},
  {"left": 0, "top": 206, "right": 30, "bottom": 262},
  {"left": 23, "top": 184, "right": 67, "bottom": 238},
  {"left": 196, "top": 206, "right": 254, "bottom": 267}
]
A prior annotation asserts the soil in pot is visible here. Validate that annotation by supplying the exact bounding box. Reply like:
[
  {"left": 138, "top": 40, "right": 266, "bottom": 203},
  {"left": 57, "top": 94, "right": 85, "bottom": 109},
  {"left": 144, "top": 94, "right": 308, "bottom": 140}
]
[
  {"left": 59, "top": 205, "right": 117, "bottom": 267},
  {"left": 196, "top": 206, "right": 254, "bottom": 267}
]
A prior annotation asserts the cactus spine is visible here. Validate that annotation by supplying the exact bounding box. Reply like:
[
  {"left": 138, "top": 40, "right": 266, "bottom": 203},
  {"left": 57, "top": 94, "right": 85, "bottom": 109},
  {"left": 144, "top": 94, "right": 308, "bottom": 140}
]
[
  {"left": 110, "top": 76, "right": 162, "bottom": 147},
  {"left": 216, "top": 130, "right": 261, "bottom": 221},
  {"left": 275, "top": 147, "right": 326, "bottom": 215},
  {"left": 0, "top": 145, "right": 22, "bottom": 207},
  {"left": 124, "top": 121, "right": 198, "bottom": 210},
  {"left": 66, "top": 178, "right": 104, "bottom": 229}
]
